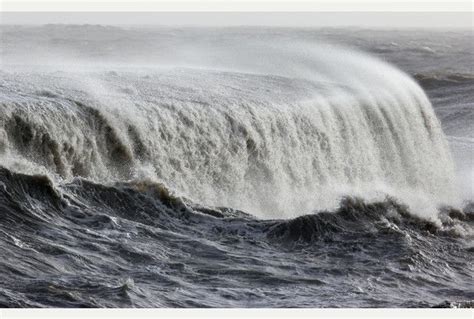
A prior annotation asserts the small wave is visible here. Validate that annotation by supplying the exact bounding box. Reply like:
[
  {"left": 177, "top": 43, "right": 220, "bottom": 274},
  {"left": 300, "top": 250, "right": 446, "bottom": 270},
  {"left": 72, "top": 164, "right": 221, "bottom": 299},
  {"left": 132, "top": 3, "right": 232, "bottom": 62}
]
[
  {"left": 432, "top": 300, "right": 474, "bottom": 308},
  {"left": 414, "top": 72, "right": 474, "bottom": 89},
  {"left": 266, "top": 197, "right": 474, "bottom": 244},
  {"left": 35, "top": 89, "right": 60, "bottom": 99}
]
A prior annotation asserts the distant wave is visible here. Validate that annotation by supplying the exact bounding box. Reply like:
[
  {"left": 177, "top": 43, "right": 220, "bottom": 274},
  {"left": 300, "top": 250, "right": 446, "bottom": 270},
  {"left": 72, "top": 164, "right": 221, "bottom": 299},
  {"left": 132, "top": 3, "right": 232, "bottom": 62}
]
[{"left": 414, "top": 72, "right": 474, "bottom": 89}]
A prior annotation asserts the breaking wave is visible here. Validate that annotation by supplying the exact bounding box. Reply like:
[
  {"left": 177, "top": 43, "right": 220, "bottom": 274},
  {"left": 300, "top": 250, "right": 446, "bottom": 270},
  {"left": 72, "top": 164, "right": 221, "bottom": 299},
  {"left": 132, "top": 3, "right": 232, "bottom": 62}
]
[
  {"left": 414, "top": 72, "right": 474, "bottom": 89},
  {"left": 0, "top": 41, "right": 460, "bottom": 219}
]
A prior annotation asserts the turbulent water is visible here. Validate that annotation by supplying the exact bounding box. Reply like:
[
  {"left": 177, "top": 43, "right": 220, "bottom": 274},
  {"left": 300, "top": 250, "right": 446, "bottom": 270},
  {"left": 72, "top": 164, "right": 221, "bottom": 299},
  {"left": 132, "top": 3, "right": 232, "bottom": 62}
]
[{"left": 0, "top": 26, "right": 473, "bottom": 307}]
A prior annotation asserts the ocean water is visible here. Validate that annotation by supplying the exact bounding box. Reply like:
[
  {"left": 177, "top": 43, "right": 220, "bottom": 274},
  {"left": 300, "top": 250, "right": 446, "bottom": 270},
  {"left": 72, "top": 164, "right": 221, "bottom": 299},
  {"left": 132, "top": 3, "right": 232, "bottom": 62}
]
[{"left": 0, "top": 26, "right": 472, "bottom": 307}]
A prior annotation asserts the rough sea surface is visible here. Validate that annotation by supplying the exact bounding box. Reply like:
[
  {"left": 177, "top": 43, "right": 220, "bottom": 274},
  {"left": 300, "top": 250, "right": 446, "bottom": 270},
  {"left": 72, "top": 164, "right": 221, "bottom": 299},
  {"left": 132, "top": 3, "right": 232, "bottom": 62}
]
[{"left": 0, "top": 26, "right": 473, "bottom": 307}]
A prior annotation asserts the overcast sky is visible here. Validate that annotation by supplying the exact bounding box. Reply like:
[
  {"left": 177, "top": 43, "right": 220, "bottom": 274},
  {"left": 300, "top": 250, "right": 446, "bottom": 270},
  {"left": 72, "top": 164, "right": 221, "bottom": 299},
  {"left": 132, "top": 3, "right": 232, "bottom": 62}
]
[
  {"left": 1, "top": 12, "right": 473, "bottom": 28},
  {"left": 1, "top": 0, "right": 472, "bottom": 28}
]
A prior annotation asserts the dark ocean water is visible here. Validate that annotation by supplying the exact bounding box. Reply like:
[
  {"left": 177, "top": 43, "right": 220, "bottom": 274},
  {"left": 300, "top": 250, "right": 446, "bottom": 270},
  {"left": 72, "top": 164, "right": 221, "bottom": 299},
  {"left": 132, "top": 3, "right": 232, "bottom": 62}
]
[{"left": 0, "top": 26, "right": 472, "bottom": 307}]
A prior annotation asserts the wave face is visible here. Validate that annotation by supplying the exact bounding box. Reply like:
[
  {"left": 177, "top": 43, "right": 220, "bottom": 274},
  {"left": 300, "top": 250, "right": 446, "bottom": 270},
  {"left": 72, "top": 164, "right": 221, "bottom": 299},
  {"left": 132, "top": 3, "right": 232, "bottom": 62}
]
[{"left": 0, "top": 42, "right": 458, "bottom": 219}]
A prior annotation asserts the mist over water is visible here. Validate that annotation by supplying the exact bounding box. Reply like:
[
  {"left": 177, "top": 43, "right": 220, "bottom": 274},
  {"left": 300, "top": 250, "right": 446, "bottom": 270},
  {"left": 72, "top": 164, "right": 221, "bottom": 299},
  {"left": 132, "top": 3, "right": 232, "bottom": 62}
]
[{"left": 0, "top": 26, "right": 472, "bottom": 308}]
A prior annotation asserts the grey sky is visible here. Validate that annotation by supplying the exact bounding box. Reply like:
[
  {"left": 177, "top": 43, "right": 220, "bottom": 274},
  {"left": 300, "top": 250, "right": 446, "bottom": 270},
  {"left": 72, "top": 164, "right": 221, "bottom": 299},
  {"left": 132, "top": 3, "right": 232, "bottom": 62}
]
[{"left": 1, "top": 12, "right": 473, "bottom": 28}]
